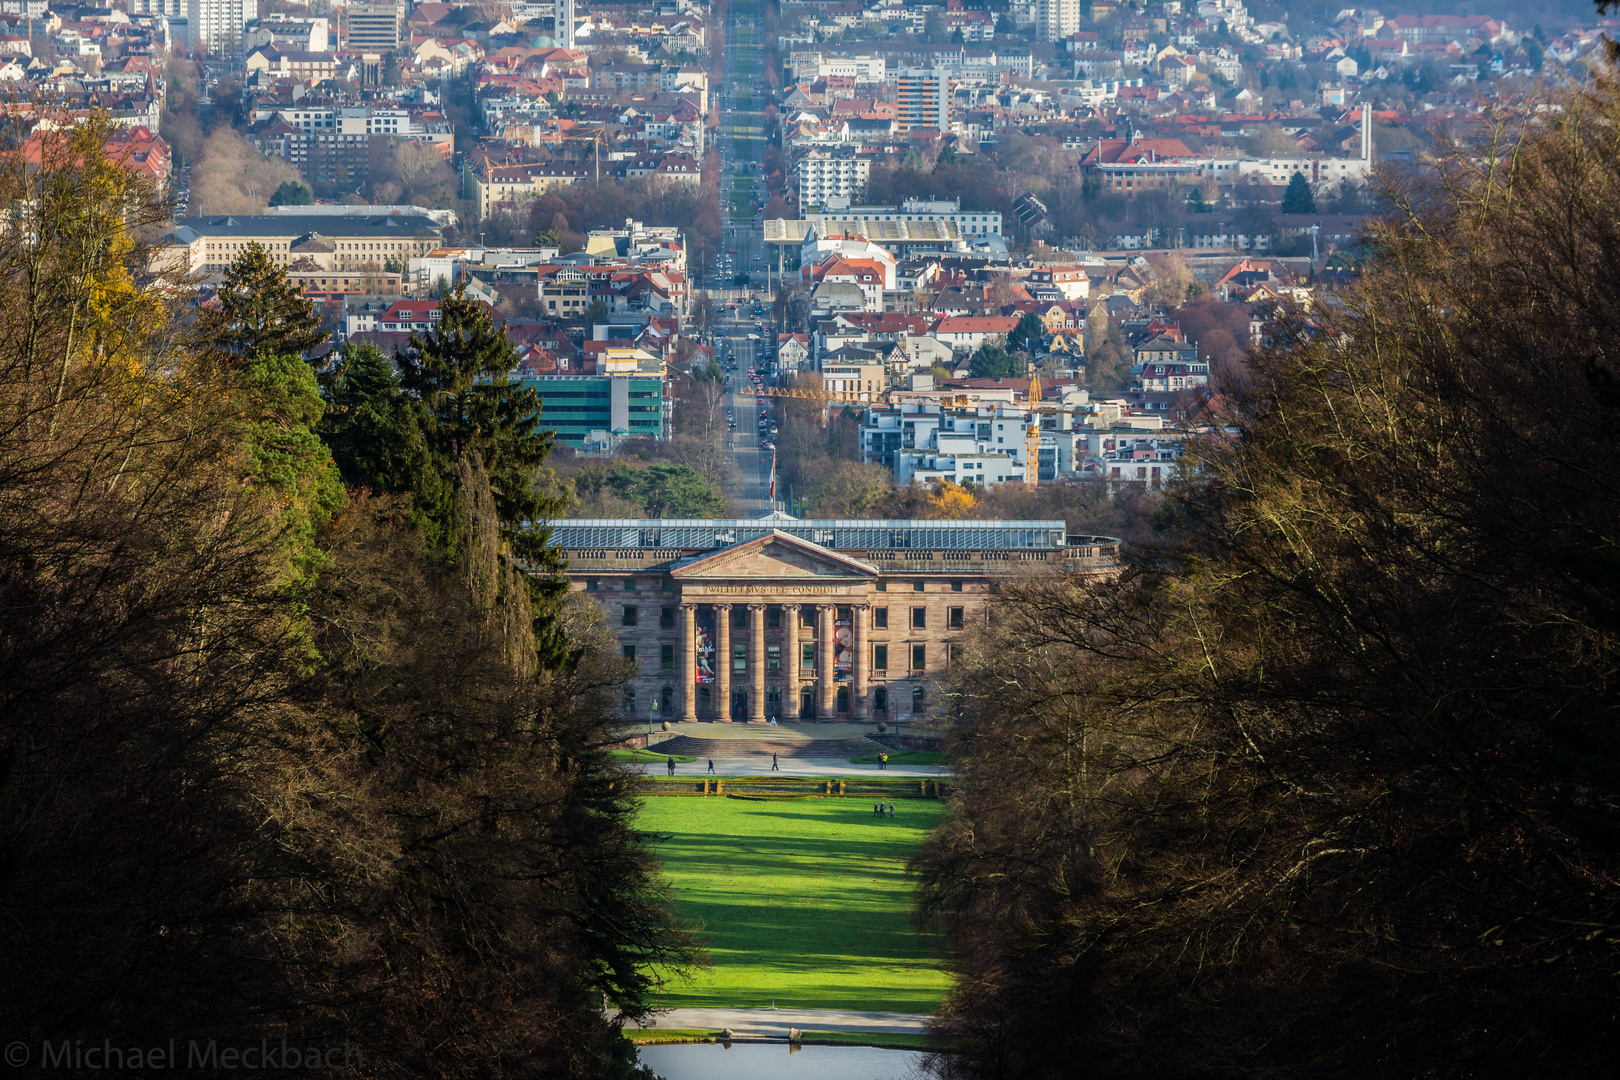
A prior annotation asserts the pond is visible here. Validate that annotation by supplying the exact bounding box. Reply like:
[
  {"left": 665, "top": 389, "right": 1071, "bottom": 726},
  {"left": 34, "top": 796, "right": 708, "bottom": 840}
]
[{"left": 637, "top": 1041, "right": 926, "bottom": 1080}]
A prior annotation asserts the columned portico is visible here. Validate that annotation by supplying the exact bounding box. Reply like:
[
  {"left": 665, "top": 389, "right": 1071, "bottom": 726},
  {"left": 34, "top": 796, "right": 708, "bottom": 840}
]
[
  {"left": 680, "top": 604, "right": 697, "bottom": 721},
  {"left": 784, "top": 603, "right": 800, "bottom": 713},
  {"left": 853, "top": 604, "right": 869, "bottom": 720},
  {"left": 817, "top": 604, "right": 835, "bottom": 720},
  {"left": 750, "top": 603, "right": 767, "bottom": 722},
  {"left": 715, "top": 603, "right": 732, "bottom": 722},
  {"left": 563, "top": 521, "right": 1109, "bottom": 732}
]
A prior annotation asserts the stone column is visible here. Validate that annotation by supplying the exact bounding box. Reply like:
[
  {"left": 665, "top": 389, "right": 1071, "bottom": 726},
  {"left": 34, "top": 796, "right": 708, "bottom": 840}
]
[
  {"left": 750, "top": 603, "right": 768, "bottom": 722},
  {"left": 853, "top": 604, "right": 869, "bottom": 721},
  {"left": 818, "top": 604, "right": 836, "bottom": 720},
  {"left": 680, "top": 604, "right": 697, "bottom": 721},
  {"left": 715, "top": 604, "right": 732, "bottom": 722},
  {"left": 783, "top": 603, "right": 800, "bottom": 718}
]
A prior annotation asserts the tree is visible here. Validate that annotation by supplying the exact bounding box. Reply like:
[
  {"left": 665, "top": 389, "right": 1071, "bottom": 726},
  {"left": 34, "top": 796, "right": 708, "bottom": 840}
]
[
  {"left": 321, "top": 342, "right": 426, "bottom": 493},
  {"left": 914, "top": 82, "right": 1620, "bottom": 1079},
  {"left": 199, "top": 242, "right": 329, "bottom": 360},
  {"left": 394, "top": 286, "right": 571, "bottom": 665},
  {"left": 601, "top": 463, "right": 726, "bottom": 518},
  {"left": 1280, "top": 171, "right": 1316, "bottom": 214},
  {"left": 1007, "top": 311, "right": 1047, "bottom": 354},
  {"left": 684, "top": 356, "right": 727, "bottom": 439},
  {"left": 691, "top": 292, "right": 717, "bottom": 336},
  {"left": 0, "top": 132, "right": 699, "bottom": 1079},
  {"left": 968, "top": 343, "right": 1021, "bottom": 379},
  {"left": 268, "top": 179, "right": 313, "bottom": 206}
]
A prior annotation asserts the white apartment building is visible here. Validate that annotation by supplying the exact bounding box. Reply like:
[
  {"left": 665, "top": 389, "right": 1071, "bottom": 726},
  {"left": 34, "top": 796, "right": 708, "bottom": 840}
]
[
  {"left": 797, "top": 149, "right": 871, "bottom": 209},
  {"left": 1036, "top": 0, "right": 1081, "bottom": 42},
  {"left": 186, "top": 0, "right": 257, "bottom": 55},
  {"left": 896, "top": 450, "right": 1022, "bottom": 487},
  {"left": 276, "top": 106, "right": 409, "bottom": 135}
]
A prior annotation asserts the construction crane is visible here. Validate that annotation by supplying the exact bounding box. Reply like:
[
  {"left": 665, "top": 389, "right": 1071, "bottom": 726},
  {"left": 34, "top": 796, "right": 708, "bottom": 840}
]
[{"left": 557, "top": 126, "right": 608, "bottom": 184}]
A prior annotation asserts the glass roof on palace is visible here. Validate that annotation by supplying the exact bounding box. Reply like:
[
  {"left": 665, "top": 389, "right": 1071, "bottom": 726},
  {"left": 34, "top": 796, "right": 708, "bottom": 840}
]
[{"left": 549, "top": 519, "right": 1069, "bottom": 551}]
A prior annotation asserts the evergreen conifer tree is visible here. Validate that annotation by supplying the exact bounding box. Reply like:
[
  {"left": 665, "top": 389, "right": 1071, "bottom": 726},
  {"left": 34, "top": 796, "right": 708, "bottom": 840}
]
[
  {"left": 395, "top": 285, "right": 571, "bottom": 667},
  {"left": 1282, "top": 172, "right": 1317, "bottom": 214},
  {"left": 202, "top": 242, "right": 330, "bottom": 360}
]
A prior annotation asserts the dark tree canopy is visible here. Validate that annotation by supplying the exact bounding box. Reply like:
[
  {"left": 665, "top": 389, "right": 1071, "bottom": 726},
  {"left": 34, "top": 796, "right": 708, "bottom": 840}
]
[
  {"left": 199, "top": 242, "right": 329, "bottom": 360},
  {"left": 968, "top": 343, "right": 1021, "bottom": 379},
  {"left": 1280, "top": 171, "right": 1317, "bottom": 214},
  {"left": 915, "top": 82, "right": 1620, "bottom": 1080}
]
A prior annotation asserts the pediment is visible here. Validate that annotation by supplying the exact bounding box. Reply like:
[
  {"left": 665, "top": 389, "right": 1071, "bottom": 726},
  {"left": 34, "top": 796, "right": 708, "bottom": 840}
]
[{"left": 671, "top": 530, "right": 877, "bottom": 580}]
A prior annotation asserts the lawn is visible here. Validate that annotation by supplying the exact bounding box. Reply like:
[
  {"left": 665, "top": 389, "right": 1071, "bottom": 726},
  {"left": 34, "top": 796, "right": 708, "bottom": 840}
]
[
  {"left": 609, "top": 748, "right": 696, "bottom": 764},
  {"left": 849, "top": 750, "right": 945, "bottom": 766},
  {"left": 637, "top": 797, "right": 951, "bottom": 1013}
]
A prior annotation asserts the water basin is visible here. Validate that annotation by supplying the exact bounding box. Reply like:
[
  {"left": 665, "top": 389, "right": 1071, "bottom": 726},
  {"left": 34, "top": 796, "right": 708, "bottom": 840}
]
[{"left": 637, "top": 1041, "right": 924, "bottom": 1080}]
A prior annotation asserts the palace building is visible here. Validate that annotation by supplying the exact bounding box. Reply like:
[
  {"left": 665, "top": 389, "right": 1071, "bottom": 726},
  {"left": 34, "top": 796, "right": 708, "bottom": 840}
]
[{"left": 552, "top": 517, "right": 1120, "bottom": 724}]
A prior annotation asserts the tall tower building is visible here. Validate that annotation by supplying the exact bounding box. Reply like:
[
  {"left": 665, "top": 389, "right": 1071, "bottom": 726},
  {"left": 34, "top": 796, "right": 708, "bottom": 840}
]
[
  {"left": 1036, "top": 0, "right": 1081, "bottom": 42},
  {"left": 185, "top": 0, "right": 256, "bottom": 55},
  {"left": 555, "top": 0, "right": 574, "bottom": 48},
  {"left": 895, "top": 69, "right": 950, "bottom": 133},
  {"left": 343, "top": 1, "right": 403, "bottom": 52}
]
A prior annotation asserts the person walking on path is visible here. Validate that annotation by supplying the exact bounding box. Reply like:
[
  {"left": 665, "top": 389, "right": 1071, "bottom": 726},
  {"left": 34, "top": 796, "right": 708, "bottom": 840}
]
[
  {"left": 879, "top": 753, "right": 888, "bottom": 771},
  {"left": 667, "top": 756, "right": 675, "bottom": 777},
  {"left": 771, "top": 752, "right": 780, "bottom": 771},
  {"left": 707, "top": 759, "right": 715, "bottom": 774}
]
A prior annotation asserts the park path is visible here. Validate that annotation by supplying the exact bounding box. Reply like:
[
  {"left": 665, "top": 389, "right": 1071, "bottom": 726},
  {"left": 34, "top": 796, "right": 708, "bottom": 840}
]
[
  {"left": 636, "top": 1007, "right": 931, "bottom": 1037},
  {"left": 640, "top": 757, "right": 950, "bottom": 778}
]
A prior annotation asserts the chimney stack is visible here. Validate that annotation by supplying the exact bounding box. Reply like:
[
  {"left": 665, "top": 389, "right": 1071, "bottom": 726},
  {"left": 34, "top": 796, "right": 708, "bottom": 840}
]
[{"left": 1361, "top": 100, "right": 1372, "bottom": 164}]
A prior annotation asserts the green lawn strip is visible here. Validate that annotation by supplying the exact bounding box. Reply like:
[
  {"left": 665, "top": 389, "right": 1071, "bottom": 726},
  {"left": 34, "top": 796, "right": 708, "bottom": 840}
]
[
  {"left": 609, "top": 748, "right": 696, "bottom": 764},
  {"left": 800, "top": 1030, "right": 933, "bottom": 1050},
  {"left": 625, "top": 1028, "right": 933, "bottom": 1050},
  {"left": 637, "top": 797, "right": 950, "bottom": 1013},
  {"left": 850, "top": 750, "right": 945, "bottom": 766},
  {"left": 624, "top": 1029, "right": 722, "bottom": 1044}
]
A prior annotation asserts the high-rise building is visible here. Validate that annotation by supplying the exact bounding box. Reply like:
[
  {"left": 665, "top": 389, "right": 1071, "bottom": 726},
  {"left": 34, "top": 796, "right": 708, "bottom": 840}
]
[
  {"left": 184, "top": 0, "right": 257, "bottom": 56},
  {"left": 895, "top": 69, "right": 950, "bottom": 134},
  {"left": 1036, "top": 0, "right": 1081, "bottom": 42},
  {"left": 343, "top": 2, "right": 402, "bottom": 52}
]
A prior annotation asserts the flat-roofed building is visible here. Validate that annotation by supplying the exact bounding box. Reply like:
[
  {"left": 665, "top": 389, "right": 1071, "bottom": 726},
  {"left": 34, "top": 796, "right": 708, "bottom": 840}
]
[
  {"left": 556, "top": 519, "right": 1118, "bottom": 723},
  {"left": 342, "top": 1, "right": 401, "bottom": 51}
]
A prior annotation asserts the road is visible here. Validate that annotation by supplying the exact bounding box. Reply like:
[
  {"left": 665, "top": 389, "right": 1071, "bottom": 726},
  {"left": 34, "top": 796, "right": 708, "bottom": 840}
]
[
  {"left": 716, "top": 318, "right": 775, "bottom": 514},
  {"left": 712, "top": 0, "right": 780, "bottom": 517}
]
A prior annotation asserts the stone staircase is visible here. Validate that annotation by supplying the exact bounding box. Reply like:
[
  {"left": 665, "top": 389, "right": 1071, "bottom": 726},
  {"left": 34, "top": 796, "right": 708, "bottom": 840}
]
[{"left": 648, "top": 735, "right": 888, "bottom": 758}]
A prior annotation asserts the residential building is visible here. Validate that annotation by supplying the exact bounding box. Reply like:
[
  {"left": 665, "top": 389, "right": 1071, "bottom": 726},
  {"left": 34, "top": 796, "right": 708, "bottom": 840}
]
[
  {"left": 1036, "top": 0, "right": 1081, "bottom": 42},
  {"left": 186, "top": 0, "right": 258, "bottom": 56},
  {"left": 796, "top": 147, "right": 871, "bottom": 209},
  {"left": 895, "top": 68, "right": 950, "bottom": 133}
]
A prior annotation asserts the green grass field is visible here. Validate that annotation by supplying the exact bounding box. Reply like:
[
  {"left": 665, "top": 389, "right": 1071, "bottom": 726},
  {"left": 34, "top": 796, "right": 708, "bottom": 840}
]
[
  {"left": 850, "top": 750, "right": 945, "bottom": 766},
  {"left": 609, "top": 748, "right": 696, "bottom": 764},
  {"left": 638, "top": 797, "right": 951, "bottom": 1013}
]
